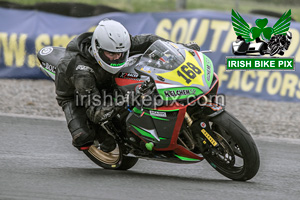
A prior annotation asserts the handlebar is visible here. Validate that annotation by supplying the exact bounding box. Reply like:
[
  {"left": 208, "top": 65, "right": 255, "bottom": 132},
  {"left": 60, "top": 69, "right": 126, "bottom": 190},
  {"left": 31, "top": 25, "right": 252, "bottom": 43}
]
[{"left": 138, "top": 78, "right": 155, "bottom": 93}]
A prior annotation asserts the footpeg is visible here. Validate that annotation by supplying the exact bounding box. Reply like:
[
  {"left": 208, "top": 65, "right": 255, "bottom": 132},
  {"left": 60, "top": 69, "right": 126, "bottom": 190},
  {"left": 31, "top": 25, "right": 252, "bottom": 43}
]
[{"left": 79, "top": 146, "right": 90, "bottom": 151}]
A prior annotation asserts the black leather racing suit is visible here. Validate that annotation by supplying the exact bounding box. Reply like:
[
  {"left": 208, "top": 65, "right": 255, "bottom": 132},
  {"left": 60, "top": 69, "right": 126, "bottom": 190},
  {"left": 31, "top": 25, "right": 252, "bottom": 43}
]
[{"left": 55, "top": 32, "right": 167, "bottom": 147}]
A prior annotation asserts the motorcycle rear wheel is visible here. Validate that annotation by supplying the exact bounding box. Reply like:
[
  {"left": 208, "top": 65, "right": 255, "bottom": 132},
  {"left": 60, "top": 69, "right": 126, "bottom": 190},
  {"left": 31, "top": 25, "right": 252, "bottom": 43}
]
[
  {"left": 202, "top": 111, "right": 260, "bottom": 181},
  {"left": 83, "top": 140, "right": 138, "bottom": 170}
]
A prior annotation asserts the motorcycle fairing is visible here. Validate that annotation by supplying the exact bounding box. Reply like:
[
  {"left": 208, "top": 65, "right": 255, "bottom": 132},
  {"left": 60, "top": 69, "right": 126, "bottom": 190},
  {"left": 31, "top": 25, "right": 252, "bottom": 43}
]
[
  {"left": 126, "top": 102, "right": 204, "bottom": 162},
  {"left": 156, "top": 50, "right": 206, "bottom": 87},
  {"left": 114, "top": 56, "right": 148, "bottom": 93},
  {"left": 127, "top": 105, "right": 178, "bottom": 149},
  {"left": 133, "top": 41, "right": 214, "bottom": 102},
  {"left": 37, "top": 46, "right": 65, "bottom": 81}
]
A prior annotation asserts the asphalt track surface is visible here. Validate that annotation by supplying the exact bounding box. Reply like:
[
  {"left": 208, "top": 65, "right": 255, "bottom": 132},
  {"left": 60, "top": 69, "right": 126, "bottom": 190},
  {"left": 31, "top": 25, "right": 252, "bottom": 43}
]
[{"left": 0, "top": 114, "right": 299, "bottom": 200}]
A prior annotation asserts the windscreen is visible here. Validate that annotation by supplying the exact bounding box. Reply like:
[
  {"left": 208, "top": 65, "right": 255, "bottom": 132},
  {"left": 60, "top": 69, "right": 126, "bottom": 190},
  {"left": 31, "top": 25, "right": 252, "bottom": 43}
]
[{"left": 139, "top": 40, "right": 185, "bottom": 71}]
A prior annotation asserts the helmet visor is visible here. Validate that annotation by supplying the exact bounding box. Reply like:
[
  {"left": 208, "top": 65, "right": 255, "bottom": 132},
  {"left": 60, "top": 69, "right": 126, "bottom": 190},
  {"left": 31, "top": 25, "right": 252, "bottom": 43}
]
[{"left": 99, "top": 49, "right": 128, "bottom": 67}]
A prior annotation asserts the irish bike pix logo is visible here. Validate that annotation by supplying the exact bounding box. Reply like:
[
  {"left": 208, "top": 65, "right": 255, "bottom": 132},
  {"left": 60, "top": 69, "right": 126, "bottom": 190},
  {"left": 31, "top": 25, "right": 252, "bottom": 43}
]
[{"left": 227, "top": 9, "right": 295, "bottom": 71}]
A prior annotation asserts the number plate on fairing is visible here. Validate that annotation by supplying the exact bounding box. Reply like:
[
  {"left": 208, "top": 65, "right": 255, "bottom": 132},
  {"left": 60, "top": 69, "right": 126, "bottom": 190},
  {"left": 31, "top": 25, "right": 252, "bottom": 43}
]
[{"left": 156, "top": 50, "right": 205, "bottom": 86}]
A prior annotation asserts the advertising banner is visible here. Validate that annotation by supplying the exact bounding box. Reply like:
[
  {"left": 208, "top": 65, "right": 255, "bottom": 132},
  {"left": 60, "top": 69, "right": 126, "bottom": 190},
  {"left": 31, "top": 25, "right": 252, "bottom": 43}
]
[{"left": 1, "top": 8, "right": 300, "bottom": 101}]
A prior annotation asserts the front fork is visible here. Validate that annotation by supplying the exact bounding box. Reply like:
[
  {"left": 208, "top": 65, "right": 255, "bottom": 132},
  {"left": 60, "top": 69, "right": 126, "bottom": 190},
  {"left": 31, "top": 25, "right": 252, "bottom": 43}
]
[
  {"left": 187, "top": 102, "right": 224, "bottom": 153},
  {"left": 192, "top": 119, "right": 219, "bottom": 150}
]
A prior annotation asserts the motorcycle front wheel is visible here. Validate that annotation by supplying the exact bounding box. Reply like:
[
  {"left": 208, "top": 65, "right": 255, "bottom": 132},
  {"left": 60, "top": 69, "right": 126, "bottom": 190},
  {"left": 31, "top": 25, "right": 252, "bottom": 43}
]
[
  {"left": 83, "top": 140, "right": 138, "bottom": 170},
  {"left": 201, "top": 111, "right": 260, "bottom": 181}
]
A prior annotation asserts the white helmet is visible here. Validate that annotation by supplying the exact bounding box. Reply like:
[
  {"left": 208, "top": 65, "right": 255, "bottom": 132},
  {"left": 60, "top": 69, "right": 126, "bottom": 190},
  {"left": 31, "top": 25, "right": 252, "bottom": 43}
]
[{"left": 91, "top": 19, "right": 131, "bottom": 74}]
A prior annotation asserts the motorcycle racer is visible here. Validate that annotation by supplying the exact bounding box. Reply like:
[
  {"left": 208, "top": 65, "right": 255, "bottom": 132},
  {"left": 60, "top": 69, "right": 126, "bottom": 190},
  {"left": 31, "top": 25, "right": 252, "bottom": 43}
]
[{"left": 54, "top": 19, "right": 200, "bottom": 152}]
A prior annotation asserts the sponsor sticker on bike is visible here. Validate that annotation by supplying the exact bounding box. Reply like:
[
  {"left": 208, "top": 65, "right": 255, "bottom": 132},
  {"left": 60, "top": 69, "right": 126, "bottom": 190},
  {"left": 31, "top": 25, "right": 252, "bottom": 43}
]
[
  {"left": 164, "top": 88, "right": 196, "bottom": 98},
  {"left": 149, "top": 110, "right": 167, "bottom": 117},
  {"left": 40, "top": 47, "right": 53, "bottom": 56},
  {"left": 119, "top": 72, "right": 140, "bottom": 79},
  {"left": 200, "top": 122, "right": 206, "bottom": 128},
  {"left": 42, "top": 62, "right": 56, "bottom": 74},
  {"left": 227, "top": 9, "right": 294, "bottom": 71},
  {"left": 201, "top": 129, "right": 218, "bottom": 147}
]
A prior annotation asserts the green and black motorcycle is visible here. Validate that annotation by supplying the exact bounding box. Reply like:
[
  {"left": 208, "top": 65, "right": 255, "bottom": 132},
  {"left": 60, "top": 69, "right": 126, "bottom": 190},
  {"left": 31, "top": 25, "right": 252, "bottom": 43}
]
[{"left": 38, "top": 40, "right": 260, "bottom": 181}]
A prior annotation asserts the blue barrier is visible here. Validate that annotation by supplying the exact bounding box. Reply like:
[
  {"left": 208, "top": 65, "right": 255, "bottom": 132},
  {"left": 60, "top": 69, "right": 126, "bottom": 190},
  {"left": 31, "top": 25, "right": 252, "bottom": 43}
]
[{"left": 0, "top": 8, "right": 300, "bottom": 101}]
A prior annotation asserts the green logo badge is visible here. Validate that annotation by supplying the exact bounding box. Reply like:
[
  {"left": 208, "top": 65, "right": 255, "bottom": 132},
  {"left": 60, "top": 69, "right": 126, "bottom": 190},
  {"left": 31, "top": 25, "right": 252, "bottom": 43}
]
[
  {"left": 232, "top": 9, "right": 291, "bottom": 42},
  {"left": 231, "top": 9, "right": 293, "bottom": 57},
  {"left": 228, "top": 9, "right": 294, "bottom": 70}
]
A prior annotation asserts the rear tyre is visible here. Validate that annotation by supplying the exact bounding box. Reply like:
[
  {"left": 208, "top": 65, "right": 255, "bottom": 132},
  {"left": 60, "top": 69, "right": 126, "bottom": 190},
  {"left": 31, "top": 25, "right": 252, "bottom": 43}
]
[
  {"left": 201, "top": 111, "right": 260, "bottom": 181},
  {"left": 83, "top": 140, "right": 138, "bottom": 170}
]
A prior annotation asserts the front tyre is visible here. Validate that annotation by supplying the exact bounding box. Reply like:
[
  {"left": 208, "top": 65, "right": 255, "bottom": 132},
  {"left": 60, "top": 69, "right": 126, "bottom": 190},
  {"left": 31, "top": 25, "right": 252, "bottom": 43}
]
[
  {"left": 83, "top": 140, "right": 138, "bottom": 170},
  {"left": 203, "top": 111, "right": 260, "bottom": 181}
]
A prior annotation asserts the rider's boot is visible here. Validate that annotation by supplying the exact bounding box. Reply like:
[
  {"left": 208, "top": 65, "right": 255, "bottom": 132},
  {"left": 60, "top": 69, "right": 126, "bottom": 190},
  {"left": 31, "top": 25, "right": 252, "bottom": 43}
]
[
  {"left": 99, "top": 129, "right": 116, "bottom": 153},
  {"left": 71, "top": 129, "right": 95, "bottom": 150}
]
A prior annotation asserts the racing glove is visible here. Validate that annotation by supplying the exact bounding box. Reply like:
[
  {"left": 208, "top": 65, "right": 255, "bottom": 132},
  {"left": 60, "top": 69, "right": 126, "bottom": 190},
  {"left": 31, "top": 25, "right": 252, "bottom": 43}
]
[
  {"left": 183, "top": 42, "right": 200, "bottom": 51},
  {"left": 86, "top": 105, "right": 115, "bottom": 124}
]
